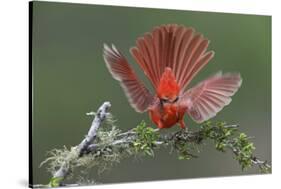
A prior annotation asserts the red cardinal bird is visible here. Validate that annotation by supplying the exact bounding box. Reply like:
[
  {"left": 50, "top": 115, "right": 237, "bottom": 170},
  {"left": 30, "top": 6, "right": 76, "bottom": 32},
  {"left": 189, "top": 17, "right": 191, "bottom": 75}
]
[{"left": 103, "top": 24, "right": 242, "bottom": 129}]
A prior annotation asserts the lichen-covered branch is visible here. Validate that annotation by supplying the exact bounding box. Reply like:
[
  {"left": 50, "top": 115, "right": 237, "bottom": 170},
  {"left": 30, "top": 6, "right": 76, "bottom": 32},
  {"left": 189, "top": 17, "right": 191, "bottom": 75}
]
[
  {"left": 37, "top": 102, "right": 271, "bottom": 188},
  {"left": 39, "top": 101, "right": 111, "bottom": 187}
]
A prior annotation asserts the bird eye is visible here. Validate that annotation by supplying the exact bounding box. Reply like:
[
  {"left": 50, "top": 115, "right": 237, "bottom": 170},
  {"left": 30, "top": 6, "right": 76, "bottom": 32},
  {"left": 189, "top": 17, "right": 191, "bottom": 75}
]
[
  {"left": 172, "top": 96, "right": 179, "bottom": 103},
  {"left": 160, "top": 98, "right": 169, "bottom": 103}
]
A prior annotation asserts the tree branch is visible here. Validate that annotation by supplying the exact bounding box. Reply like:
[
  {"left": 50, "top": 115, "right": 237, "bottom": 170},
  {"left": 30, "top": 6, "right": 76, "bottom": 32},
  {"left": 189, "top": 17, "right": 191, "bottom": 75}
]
[
  {"left": 36, "top": 101, "right": 271, "bottom": 188},
  {"left": 40, "top": 101, "right": 111, "bottom": 187}
]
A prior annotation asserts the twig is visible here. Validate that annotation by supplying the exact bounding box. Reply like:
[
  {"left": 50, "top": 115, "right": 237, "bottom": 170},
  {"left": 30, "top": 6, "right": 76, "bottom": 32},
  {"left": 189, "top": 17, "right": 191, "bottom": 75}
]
[
  {"left": 230, "top": 145, "right": 271, "bottom": 172},
  {"left": 47, "top": 102, "right": 111, "bottom": 187},
  {"left": 251, "top": 157, "right": 271, "bottom": 170},
  {"left": 78, "top": 101, "right": 111, "bottom": 156}
]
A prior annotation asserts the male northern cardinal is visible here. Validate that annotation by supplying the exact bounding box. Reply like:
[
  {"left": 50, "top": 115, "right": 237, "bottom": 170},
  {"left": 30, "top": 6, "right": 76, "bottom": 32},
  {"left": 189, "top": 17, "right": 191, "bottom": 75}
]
[{"left": 103, "top": 24, "right": 242, "bottom": 129}]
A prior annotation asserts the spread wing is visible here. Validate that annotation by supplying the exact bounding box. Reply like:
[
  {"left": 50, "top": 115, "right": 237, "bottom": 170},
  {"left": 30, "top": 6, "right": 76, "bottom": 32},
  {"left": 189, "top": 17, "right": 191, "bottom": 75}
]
[
  {"left": 103, "top": 44, "right": 154, "bottom": 112},
  {"left": 130, "top": 24, "right": 214, "bottom": 92},
  {"left": 182, "top": 72, "right": 242, "bottom": 123}
]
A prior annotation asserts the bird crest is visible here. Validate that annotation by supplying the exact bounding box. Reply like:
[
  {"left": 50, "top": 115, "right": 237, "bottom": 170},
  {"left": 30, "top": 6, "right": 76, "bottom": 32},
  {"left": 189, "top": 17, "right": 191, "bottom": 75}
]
[{"left": 156, "top": 67, "right": 180, "bottom": 102}]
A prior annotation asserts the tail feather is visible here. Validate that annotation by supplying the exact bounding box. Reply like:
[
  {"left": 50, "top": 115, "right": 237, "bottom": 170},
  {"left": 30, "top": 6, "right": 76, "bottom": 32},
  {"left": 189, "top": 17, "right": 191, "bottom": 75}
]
[{"left": 130, "top": 24, "right": 214, "bottom": 92}]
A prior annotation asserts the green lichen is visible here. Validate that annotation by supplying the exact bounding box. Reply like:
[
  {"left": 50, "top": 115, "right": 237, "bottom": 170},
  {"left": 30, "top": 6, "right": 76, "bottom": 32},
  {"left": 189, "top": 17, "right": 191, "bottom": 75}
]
[
  {"left": 132, "top": 120, "right": 160, "bottom": 157},
  {"left": 48, "top": 177, "right": 64, "bottom": 187}
]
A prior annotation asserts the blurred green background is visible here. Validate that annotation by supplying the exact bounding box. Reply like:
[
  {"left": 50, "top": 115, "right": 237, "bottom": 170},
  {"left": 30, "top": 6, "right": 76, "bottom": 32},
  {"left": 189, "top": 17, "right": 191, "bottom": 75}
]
[{"left": 31, "top": 1, "right": 271, "bottom": 185}]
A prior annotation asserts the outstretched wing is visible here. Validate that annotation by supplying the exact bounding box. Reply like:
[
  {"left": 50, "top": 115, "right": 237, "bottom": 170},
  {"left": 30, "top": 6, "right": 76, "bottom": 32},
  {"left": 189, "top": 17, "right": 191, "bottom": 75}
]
[
  {"left": 103, "top": 44, "right": 154, "bottom": 112},
  {"left": 130, "top": 24, "right": 214, "bottom": 92},
  {"left": 182, "top": 72, "right": 242, "bottom": 123}
]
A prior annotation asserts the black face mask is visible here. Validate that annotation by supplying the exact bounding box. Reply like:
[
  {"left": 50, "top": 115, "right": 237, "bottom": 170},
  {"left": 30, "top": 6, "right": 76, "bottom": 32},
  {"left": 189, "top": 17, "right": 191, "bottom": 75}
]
[{"left": 160, "top": 96, "right": 179, "bottom": 104}]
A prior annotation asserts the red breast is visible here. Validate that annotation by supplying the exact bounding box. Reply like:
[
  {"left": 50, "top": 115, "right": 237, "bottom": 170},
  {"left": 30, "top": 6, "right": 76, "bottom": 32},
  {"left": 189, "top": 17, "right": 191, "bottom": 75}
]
[{"left": 149, "top": 100, "right": 186, "bottom": 128}]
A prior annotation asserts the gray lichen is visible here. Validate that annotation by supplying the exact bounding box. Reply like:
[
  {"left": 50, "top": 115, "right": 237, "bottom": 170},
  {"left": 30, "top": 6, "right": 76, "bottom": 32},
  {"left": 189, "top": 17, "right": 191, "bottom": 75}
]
[{"left": 39, "top": 117, "right": 271, "bottom": 187}]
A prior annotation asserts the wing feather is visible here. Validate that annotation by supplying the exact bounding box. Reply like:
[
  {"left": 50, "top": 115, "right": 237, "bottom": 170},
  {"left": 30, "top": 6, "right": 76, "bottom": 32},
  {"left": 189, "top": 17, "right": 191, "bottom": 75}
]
[
  {"left": 182, "top": 72, "right": 242, "bottom": 123},
  {"left": 103, "top": 44, "right": 153, "bottom": 112}
]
